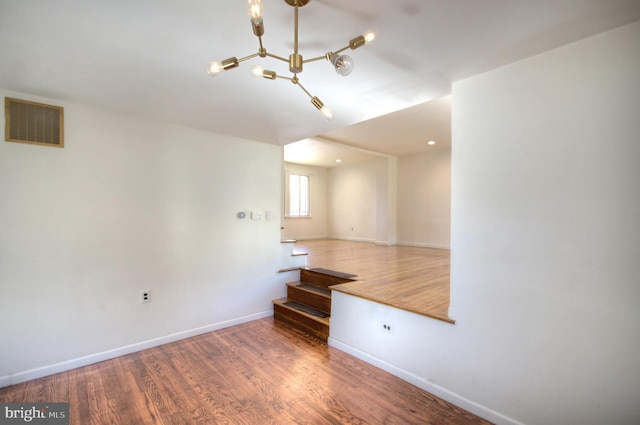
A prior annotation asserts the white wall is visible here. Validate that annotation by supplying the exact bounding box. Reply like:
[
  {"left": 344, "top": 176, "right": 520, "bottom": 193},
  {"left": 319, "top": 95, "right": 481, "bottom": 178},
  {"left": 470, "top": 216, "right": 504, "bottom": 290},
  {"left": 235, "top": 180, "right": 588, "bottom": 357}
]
[
  {"left": 397, "top": 148, "right": 451, "bottom": 248},
  {"left": 330, "top": 21, "right": 640, "bottom": 425},
  {"left": 375, "top": 156, "right": 398, "bottom": 246},
  {"left": 325, "top": 150, "right": 449, "bottom": 247},
  {"left": 0, "top": 90, "right": 291, "bottom": 386},
  {"left": 289, "top": 149, "right": 448, "bottom": 247},
  {"left": 327, "top": 159, "right": 382, "bottom": 242},
  {"left": 282, "top": 162, "right": 328, "bottom": 240}
]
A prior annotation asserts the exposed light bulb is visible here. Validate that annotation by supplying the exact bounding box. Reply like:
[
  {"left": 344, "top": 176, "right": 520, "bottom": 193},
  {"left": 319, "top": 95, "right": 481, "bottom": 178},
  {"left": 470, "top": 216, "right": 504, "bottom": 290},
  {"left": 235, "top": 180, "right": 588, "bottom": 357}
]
[
  {"left": 250, "top": 64, "right": 264, "bottom": 77},
  {"left": 331, "top": 54, "right": 354, "bottom": 76},
  {"left": 311, "top": 96, "right": 334, "bottom": 121},
  {"left": 320, "top": 105, "right": 333, "bottom": 121},
  {"left": 207, "top": 61, "right": 223, "bottom": 76},
  {"left": 364, "top": 31, "right": 376, "bottom": 43},
  {"left": 247, "top": 0, "right": 264, "bottom": 25}
]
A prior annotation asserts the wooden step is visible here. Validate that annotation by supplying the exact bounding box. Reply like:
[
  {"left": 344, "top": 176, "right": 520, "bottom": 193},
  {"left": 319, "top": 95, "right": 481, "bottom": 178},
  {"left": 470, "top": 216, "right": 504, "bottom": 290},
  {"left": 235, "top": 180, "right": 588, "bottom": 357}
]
[
  {"left": 273, "top": 298, "right": 330, "bottom": 341},
  {"left": 272, "top": 267, "right": 357, "bottom": 342},
  {"left": 300, "top": 267, "right": 357, "bottom": 289},
  {"left": 287, "top": 282, "right": 331, "bottom": 314}
]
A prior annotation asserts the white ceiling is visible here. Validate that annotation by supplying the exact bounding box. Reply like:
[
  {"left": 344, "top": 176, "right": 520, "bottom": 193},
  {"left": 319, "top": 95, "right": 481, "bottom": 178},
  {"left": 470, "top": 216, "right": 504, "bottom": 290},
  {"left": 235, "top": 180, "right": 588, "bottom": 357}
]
[
  {"left": 1, "top": 1, "right": 639, "bottom": 164},
  {"left": 285, "top": 95, "right": 451, "bottom": 167}
]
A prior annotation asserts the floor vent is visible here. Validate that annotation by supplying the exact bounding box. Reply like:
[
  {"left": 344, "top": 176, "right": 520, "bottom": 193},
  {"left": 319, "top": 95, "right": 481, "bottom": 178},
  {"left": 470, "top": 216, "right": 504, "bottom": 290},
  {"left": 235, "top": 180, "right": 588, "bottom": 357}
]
[{"left": 5, "top": 97, "right": 64, "bottom": 147}]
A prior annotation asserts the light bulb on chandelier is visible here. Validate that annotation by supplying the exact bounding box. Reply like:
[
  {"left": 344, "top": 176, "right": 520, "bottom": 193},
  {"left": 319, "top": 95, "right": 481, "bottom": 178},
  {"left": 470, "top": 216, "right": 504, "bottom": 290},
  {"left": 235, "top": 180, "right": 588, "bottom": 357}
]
[
  {"left": 250, "top": 64, "right": 264, "bottom": 77},
  {"left": 207, "top": 61, "right": 222, "bottom": 76},
  {"left": 247, "top": 0, "right": 264, "bottom": 25},
  {"left": 206, "top": 0, "right": 375, "bottom": 120},
  {"left": 329, "top": 53, "right": 354, "bottom": 76}
]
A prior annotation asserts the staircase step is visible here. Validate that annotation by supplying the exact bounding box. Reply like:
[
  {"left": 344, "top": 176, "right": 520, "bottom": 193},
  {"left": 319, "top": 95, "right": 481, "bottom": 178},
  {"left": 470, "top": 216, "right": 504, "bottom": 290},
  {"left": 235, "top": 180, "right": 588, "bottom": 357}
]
[
  {"left": 283, "top": 301, "right": 329, "bottom": 318},
  {"left": 273, "top": 298, "right": 330, "bottom": 341},
  {"left": 300, "top": 267, "right": 357, "bottom": 289},
  {"left": 287, "top": 282, "right": 331, "bottom": 314},
  {"left": 296, "top": 283, "right": 331, "bottom": 296}
]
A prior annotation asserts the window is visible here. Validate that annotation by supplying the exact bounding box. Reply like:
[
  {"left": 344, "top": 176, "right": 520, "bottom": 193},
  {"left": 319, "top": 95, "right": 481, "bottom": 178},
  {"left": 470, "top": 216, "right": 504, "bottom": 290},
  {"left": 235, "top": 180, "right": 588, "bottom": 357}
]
[{"left": 287, "top": 172, "right": 310, "bottom": 217}]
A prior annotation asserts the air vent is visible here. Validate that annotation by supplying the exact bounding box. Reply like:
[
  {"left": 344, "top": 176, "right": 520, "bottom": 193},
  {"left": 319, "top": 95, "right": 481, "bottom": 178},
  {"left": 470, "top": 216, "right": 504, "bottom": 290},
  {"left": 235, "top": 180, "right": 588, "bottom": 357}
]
[{"left": 5, "top": 97, "right": 64, "bottom": 147}]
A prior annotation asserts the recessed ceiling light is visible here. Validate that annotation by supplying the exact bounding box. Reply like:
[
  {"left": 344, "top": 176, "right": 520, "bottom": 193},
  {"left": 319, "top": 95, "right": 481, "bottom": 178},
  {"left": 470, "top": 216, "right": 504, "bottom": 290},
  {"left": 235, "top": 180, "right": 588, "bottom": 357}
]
[
  {"left": 427, "top": 140, "right": 436, "bottom": 145},
  {"left": 336, "top": 159, "right": 342, "bottom": 163}
]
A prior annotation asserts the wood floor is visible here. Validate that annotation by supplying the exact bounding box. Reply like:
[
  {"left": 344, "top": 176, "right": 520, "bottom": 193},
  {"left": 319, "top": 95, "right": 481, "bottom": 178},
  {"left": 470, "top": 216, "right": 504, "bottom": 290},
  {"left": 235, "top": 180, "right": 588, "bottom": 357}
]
[
  {"left": 0, "top": 318, "right": 490, "bottom": 424},
  {"left": 294, "top": 239, "right": 453, "bottom": 323}
]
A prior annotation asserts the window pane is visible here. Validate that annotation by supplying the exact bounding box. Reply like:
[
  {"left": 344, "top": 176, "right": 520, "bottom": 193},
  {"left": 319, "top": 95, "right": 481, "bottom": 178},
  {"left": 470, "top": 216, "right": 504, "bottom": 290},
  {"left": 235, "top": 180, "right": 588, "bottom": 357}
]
[
  {"left": 288, "top": 173, "right": 309, "bottom": 216},
  {"left": 299, "top": 175, "right": 309, "bottom": 215},
  {"left": 289, "top": 174, "right": 300, "bottom": 215}
]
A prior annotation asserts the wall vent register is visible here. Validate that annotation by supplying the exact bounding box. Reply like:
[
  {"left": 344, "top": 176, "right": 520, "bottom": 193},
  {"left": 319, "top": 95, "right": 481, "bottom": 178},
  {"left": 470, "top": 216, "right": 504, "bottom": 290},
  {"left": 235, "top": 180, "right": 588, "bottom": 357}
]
[{"left": 5, "top": 97, "right": 64, "bottom": 148}]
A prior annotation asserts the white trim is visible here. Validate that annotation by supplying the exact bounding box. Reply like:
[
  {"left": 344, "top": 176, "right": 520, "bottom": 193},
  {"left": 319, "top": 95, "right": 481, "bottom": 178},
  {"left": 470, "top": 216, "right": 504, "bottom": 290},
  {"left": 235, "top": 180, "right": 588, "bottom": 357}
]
[
  {"left": 288, "top": 236, "right": 329, "bottom": 241},
  {"left": 0, "top": 311, "right": 273, "bottom": 389},
  {"left": 279, "top": 237, "right": 449, "bottom": 249},
  {"left": 326, "top": 236, "right": 376, "bottom": 243},
  {"left": 396, "top": 241, "right": 451, "bottom": 249},
  {"left": 328, "top": 338, "right": 526, "bottom": 425},
  {"left": 374, "top": 240, "right": 395, "bottom": 246}
]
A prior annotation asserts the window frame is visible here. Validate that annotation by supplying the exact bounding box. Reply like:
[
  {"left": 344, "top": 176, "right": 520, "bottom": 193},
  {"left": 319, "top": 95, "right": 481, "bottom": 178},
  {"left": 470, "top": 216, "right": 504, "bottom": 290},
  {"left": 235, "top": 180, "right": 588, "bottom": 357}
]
[{"left": 285, "top": 171, "right": 311, "bottom": 218}]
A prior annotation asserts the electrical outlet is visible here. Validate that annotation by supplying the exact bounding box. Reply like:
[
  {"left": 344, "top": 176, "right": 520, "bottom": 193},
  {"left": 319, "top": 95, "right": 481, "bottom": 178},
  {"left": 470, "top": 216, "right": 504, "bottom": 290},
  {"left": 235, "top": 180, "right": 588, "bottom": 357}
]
[
  {"left": 141, "top": 290, "right": 151, "bottom": 304},
  {"left": 381, "top": 322, "right": 394, "bottom": 334}
]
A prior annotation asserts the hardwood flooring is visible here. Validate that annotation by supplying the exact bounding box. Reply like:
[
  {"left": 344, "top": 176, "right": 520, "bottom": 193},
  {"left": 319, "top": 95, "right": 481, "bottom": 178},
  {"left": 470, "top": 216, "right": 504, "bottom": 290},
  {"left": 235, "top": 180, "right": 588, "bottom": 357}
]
[
  {"left": 0, "top": 318, "right": 490, "bottom": 424},
  {"left": 293, "top": 240, "right": 453, "bottom": 323}
]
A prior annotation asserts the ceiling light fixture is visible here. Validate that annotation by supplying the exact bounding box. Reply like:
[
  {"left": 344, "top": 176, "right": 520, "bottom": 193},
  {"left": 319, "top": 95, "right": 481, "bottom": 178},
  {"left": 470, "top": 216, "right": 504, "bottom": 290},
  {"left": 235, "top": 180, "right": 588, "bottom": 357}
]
[{"left": 207, "top": 0, "right": 375, "bottom": 121}]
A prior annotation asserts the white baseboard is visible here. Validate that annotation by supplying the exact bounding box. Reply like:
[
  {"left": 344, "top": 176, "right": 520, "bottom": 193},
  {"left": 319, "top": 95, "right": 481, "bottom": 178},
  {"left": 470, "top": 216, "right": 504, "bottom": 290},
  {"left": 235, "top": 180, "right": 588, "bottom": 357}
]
[
  {"left": 328, "top": 338, "right": 525, "bottom": 425},
  {"left": 396, "top": 241, "right": 450, "bottom": 249},
  {"left": 282, "top": 237, "right": 450, "bottom": 250},
  {"left": 374, "top": 240, "right": 395, "bottom": 246},
  {"left": 0, "top": 311, "right": 273, "bottom": 389},
  {"left": 327, "top": 236, "right": 376, "bottom": 243}
]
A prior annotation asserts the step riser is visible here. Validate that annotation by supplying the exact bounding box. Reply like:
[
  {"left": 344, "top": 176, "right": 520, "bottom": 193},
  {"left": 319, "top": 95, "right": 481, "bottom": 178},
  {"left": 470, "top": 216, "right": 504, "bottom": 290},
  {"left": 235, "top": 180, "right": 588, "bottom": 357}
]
[
  {"left": 274, "top": 304, "right": 329, "bottom": 341},
  {"left": 274, "top": 268, "right": 355, "bottom": 342},
  {"left": 300, "top": 269, "right": 355, "bottom": 288},
  {"left": 287, "top": 285, "right": 331, "bottom": 315}
]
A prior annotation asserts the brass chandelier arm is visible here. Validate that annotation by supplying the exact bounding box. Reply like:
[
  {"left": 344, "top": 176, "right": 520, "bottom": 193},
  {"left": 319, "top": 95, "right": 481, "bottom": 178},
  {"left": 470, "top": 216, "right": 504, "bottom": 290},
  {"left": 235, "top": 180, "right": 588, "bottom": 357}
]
[
  {"left": 302, "top": 55, "right": 327, "bottom": 64},
  {"left": 295, "top": 81, "right": 332, "bottom": 121},
  {"left": 237, "top": 52, "right": 262, "bottom": 63},
  {"left": 293, "top": 1, "right": 299, "bottom": 55},
  {"left": 302, "top": 35, "right": 369, "bottom": 64},
  {"left": 260, "top": 70, "right": 312, "bottom": 98},
  {"left": 302, "top": 45, "right": 349, "bottom": 64},
  {"left": 257, "top": 65, "right": 332, "bottom": 121},
  {"left": 332, "top": 45, "right": 351, "bottom": 55},
  {"left": 288, "top": 0, "right": 303, "bottom": 73},
  {"left": 264, "top": 72, "right": 293, "bottom": 82},
  {"left": 293, "top": 79, "right": 313, "bottom": 99},
  {"left": 265, "top": 52, "right": 289, "bottom": 63}
]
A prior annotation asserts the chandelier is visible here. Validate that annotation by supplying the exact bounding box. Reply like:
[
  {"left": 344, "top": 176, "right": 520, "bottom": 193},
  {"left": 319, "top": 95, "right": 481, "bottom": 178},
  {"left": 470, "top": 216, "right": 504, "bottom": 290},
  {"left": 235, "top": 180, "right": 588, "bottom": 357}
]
[{"left": 207, "top": 0, "right": 375, "bottom": 121}]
